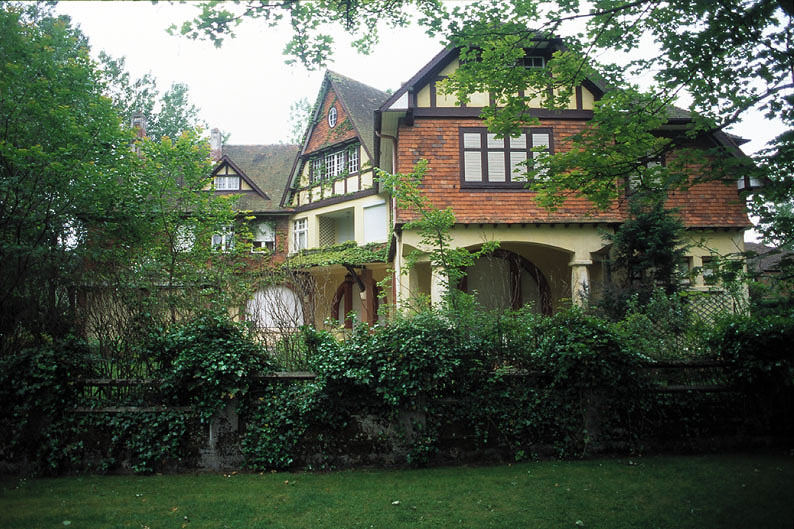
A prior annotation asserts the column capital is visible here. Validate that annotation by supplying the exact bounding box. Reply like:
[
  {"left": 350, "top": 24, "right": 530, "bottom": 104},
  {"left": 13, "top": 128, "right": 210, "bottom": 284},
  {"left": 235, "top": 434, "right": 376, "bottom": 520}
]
[{"left": 568, "top": 259, "right": 593, "bottom": 267}]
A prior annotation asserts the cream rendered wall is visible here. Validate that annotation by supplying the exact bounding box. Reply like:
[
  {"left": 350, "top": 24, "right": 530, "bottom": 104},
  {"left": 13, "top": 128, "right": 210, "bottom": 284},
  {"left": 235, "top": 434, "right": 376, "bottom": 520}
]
[
  {"left": 682, "top": 229, "right": 746, "bottom": 288},
  {"left": 400, "top": 224, "right": 608, "bottom": 261},
  {"left": 412, "top": 57, "right": 596, "bottom": 110},
  {"left": 290, "top": 194, "right": 390, "bottom": 251}
]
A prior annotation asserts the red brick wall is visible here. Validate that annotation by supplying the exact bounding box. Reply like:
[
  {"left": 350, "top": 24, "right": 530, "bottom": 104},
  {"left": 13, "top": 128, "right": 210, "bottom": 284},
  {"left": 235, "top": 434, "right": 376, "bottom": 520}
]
[
  {"left": 305, "top": 87, "right": 358, "bottom": 155},
  {"left": 395, "top": 117, "right": 749, "bottom": 228}
]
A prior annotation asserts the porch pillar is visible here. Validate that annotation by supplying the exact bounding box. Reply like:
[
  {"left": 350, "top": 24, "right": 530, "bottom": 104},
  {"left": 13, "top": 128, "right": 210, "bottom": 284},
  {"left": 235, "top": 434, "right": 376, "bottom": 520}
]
[
  {"left": 358, "top": 268, "right": 376, "bottom": 325},
  {"left": 430, "top": 266, "right": 447, "bottom": 307},
  {"left": 569, "top": 259, "right": 592, "bottom": 307}
]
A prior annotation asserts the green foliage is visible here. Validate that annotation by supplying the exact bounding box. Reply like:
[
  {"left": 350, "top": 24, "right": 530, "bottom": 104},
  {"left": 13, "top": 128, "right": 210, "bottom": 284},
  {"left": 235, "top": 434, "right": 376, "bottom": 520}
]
[
  {"left": 175, "top": 0, "right": 446, "bottom": 68},
  {"left": 607, "top": 198, "right": 688, "bottom": 294},
  {"left": 99, "top": 52, "right": 204, "bottom": 140},
  {"left": 0, "top": 337, "right": 92, "bottom": 474},
  {"left": 154, "top": 311, "right": 272, "bottom": 421},
  {"left": 0, "top": 4, "right": 133, "bottom": 353},
  {"left": 708, "top": 313, "right": 794, "bottom": 434},
  {"left": 614, "top": 289, "right": 710, "bottom": 361},
  {"left": 377, "top": 161, "right": 499, "bottom": 310},
  {"left": 240, "top": 381, "right": 322, "bottom": 470},
  {"left": 82, "top": 411, "right": 191, "bottom": 474},
  {"left": 286, "top": 240, "right": 388, "bottom": 268}
]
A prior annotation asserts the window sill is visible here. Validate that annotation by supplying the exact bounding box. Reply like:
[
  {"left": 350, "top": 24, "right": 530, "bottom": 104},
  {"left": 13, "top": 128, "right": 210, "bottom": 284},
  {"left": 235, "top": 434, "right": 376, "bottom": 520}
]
[{"left": 460, "top": 183, "right": 535, "bottom": 191}]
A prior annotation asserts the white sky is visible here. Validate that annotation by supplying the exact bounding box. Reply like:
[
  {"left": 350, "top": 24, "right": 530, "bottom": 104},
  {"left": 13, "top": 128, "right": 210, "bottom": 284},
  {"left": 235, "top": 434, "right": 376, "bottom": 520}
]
[
  {"left": 57, "top": 1, "right": 444, "bottom": 145},
  {"left": 56, "top": 1, "right": 782, "bottom": 154}
]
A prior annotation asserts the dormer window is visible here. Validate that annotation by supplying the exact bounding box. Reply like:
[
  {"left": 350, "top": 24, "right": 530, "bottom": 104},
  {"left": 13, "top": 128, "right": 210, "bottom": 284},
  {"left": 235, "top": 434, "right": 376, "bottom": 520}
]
[
  {"left": 328, "top": 106, "right": 338, "bottom": 128},
  {"left": 214, "top": 165, "right": 240, "bottom": 191},
  {"left": 309, "top": 144, "right": 360, "bottom": 183},
  {"left": 518, "top": 56, "right": 545, "bottom": 69}
]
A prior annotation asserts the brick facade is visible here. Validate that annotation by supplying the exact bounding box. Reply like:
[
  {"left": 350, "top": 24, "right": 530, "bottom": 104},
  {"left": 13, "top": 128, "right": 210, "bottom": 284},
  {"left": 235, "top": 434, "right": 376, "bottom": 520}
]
[
  {"left": 395, "top": 117, "right": 749, "bottom": 228},
  {"left": 305, "top": 87, "right": 359, "bottom": 155}
]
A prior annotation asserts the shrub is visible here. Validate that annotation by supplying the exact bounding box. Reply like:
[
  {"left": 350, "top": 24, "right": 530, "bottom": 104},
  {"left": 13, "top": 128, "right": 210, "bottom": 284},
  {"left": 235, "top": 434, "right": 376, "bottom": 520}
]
[
  {"left": 154, "top": 311, "right": 273, "bottom": 420},
  {"left": 708, "top": 313, "right": 794, "bottom": 433},
  {"left": 0, "top": 336, "right": 93, "bottom": 474}
]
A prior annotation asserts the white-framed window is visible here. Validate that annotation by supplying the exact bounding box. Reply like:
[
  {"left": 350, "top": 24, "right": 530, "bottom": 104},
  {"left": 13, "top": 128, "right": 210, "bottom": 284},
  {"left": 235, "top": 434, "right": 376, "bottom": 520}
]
[
  {"left": 310, "top": 158, "right": 323, "bottom": 184},
  {"left": 213, "top": 166, "right": 241, "bottom": 190},
  {"left": 701, "top": 256, "right": 718, "bottom": 285},
  {"left": 327, "top": 150, "right": 345, "bottom": 179},
  {"left": 461, "top": 128, "right": 552, "bottom": 185},
  {"left": 628, "top": 157, "right": 664, "bottom": 192},
  {"left": 677, "top": 257, "right": 692, "bottom": 285},
  {"left": 328, "top": 106, "right": 338, "bottom": 128},
  {"left": 293, "top": 218, "right": 308, "bottom": 252},
  {"left": 348, "top": 146, "right": 359, "bottom": 174},
  {"left": 174, "top": 225, "right": 195, "bottom": 252},
  {"left": 309, "top": 144, "right": 360, "bottom": 182},
  {"left": 252, "top": 221, "right": 276, "bottom": 252},
  {"left": 211, "top": 226, "right": 234, "bottom": 252},
  {"left": 519, "top": 56, "right": 545, "bottom": 69}
]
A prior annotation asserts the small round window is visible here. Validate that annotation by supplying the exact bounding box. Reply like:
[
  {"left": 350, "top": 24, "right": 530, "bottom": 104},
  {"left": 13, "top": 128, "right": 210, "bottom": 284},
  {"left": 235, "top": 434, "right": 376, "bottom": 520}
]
[{"left": 328, "top": 106, "right": 338, "bottom": 128}]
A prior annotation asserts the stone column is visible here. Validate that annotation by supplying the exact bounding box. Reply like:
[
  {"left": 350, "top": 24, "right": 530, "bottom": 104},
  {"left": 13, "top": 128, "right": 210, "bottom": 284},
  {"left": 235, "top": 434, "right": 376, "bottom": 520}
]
[
  {"left": 430, "top": 266, "right": 448, "bottom": 307},
  {"left": 569, "top": 259, "right": 592, "bottom": 307}
]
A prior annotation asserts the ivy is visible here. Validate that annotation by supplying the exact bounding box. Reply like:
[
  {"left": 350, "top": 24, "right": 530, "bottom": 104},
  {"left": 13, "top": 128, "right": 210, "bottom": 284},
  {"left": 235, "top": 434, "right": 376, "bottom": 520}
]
[{"left": 285, "top": 240, "right": 388, "bottom": 268}]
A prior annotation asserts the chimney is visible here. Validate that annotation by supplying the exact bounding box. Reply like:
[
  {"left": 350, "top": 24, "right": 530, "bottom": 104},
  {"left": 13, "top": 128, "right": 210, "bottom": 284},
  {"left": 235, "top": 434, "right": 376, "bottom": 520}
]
[
  {"left": 131, "top": 111, "right": 147, "bottom": 139},
  {"left": 210, "top": 128, "right": 222, "bottom": 161}
]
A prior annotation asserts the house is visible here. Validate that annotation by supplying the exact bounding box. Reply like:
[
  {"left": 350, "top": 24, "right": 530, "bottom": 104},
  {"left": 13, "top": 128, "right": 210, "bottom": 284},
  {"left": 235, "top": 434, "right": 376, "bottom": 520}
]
[
  {"left": 206, "top": 133, "right": 305, "bottom": 330},
  {"left": 219, "top": 41, "right": 752, "bottom": 329}
]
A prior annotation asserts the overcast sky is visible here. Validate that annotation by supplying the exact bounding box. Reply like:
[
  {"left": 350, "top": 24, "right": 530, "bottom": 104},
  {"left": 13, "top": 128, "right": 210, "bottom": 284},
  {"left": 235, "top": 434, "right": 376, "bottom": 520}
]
[
  {"left": 56, "top": 1, "right": 444, "bottom": 145},
  {"left": 56, "top": 1, "right": 782, "bottom": 156}
]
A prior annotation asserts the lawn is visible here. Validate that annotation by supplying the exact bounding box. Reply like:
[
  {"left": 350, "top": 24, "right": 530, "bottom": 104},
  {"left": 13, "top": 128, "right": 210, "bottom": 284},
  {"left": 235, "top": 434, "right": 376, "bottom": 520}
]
[{"left": 1, "top": 453, "right": 791, "bottom": 529}]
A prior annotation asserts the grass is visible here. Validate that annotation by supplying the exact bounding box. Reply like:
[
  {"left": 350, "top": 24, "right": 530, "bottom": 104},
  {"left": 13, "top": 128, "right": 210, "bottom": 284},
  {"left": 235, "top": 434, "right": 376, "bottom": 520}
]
[{"left": 1, "top": 453, "right": 791, "bottom": 529}]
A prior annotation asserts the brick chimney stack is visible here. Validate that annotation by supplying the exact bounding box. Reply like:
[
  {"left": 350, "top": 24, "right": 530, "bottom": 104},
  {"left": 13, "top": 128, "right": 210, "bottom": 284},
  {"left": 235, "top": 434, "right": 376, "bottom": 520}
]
[
  {"left": 131, "top": 111, "right": 147, "bottom": 139},
  {"left": 210, "top": 128, "right": 222, "bottom": 161}
]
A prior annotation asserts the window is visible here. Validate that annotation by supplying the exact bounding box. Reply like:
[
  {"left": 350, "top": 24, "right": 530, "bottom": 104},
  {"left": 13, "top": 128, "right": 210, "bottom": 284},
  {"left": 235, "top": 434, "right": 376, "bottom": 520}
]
[
  {"left": 628, "top": 157, "right": 664, "bottom": 193},
  {"left": 252, "top": 221, "right": 276, "bottom": 252},
  {"left": 310, "top": 158, "right": 323, "bottom": 183},
  {"left": 293, "top": 218, "right": 308, "bottom": 252},
  {"left": 211, "top": 226, "right": 234, "bottom": 252},
  {"left": 677, "top": 257, "right": 692, "bottom": 285},
  {"left": 518, "top": 56, "right": 545, "bottom": 69},
  {"left": 174, "top": 225, "right": 194, "bottom": 252},
  {"left": 348, "top": 147, "right": 359, "bottom": 174},
  {"left": 214, "top": 166, "right": 240, "bottom": 190},
  {"left": 309, "top": 144, "right": 360, "bottom": 183},
  {"left": 363, "top": 203, "right": 387, "bottom": 243},
  {"left": 701, "top": 256, "right": 718, "bottom": 285},
  {"left": 461, "top": 128, "right": 552, "bottom": 186},
  {"left": 328, "top": 106, "right": 338, "bottom": 128}
]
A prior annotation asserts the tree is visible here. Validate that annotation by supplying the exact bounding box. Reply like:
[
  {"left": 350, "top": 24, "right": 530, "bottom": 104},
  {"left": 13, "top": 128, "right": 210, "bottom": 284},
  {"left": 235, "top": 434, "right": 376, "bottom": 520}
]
[
  {"left": 287, "top": 97, "right": 313, "bottom": 145},
  {"left": 0, "top": 3, "right": 258, "bottom": 366},
  {"left": 0, "top": 2, "right": 135, "bottom": 352},
  {"left": 181, "top": 0, "right": 792, "bottom": 243},
  {"left": 100, "top": 52, "right": 205, "bottom": 140}
]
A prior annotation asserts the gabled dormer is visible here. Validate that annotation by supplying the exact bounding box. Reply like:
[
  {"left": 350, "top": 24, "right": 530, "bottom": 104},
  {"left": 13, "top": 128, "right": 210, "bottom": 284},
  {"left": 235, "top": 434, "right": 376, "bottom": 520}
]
[
  {"left": 211, "top": 155, "right": 269, "bottom": 198},
  {"left": 377, "top": 43, "right": 606, "bottom": 122},
  {"left": 282, "top": 71, "right": 390, "bottom": 211}
]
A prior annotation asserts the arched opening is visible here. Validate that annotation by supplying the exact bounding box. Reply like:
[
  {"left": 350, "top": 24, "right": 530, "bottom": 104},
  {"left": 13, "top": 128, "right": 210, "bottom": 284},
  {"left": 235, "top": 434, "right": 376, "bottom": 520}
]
[
  {"left": 246, "top": 285, "right": 304, "bottom": 330},
  {"left": 461, "top": 249, "right": 552, "bottom": 315},
  {"left": 330, "top": 272, "right": 380, "bottom": 328}
]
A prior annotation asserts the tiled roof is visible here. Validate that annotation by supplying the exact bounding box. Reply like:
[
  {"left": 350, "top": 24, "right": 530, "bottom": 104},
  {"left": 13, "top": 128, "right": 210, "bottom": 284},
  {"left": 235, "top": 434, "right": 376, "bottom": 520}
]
[
  {"left": 327, "top": 71, "right": 390, "bottom": 158},
  {"left": 221, "top": 144, "right": 299, "bottom": 213}
]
